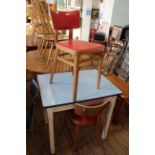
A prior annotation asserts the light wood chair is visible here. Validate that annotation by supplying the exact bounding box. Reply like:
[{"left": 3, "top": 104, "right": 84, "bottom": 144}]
[
  {"left": 35, "top": 0, "right": 68, "bottom": 68},
  {"left": 50, "top": 10, "right": 105, "bottom": 101},
  {"left": 64, "top": 99, "right": 110, "bottom": 149}
]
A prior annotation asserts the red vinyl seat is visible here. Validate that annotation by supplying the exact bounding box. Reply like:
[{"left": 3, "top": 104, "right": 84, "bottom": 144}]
[{"left": 56, "top": 40, "right": 103, "bottom": 54}]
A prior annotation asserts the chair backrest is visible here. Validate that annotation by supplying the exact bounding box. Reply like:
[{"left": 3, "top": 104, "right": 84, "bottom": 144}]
[
  {"left": 50, "top": 10, "right": 80, "bottom": 39},
  {"left": 50, "top": 10, "right": 80, "bottom": 30},
  {"left": 74, "top": 99, "right": 109, "bottom": 117}
]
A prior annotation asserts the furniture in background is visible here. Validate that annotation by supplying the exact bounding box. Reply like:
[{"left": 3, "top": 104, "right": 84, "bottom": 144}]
[
  {"left": 26, "top": 79, "right": 39, "bottom": 130},
  {"left": 35, "top": 0, "right": 68, "bottom": 68},
  {"left": 64, "top": 99, "right": 110, "bottom": 149},
  {"left": 102, "top": 25, "right": 128, "bottom": 75},
  {"left": 106, "top": 74, "right": 129, "bottom": 124},
  {"left": 104, "top": 25, "right": 123, "bottom": 60},
  {"left": 37, "top": 70, "right": 122, "bottom": 154},
  {"left": 90, "top": 32, "right": 106, "bottom": 45},
  {"left": 50, "top": 10, "right": 105, "bottom": 101},
  {"left": 26, "top": 0, "right": 68, "bottom": 74},
  {"left": 114, "top": 27, "right": 129, "bottom": 81}
]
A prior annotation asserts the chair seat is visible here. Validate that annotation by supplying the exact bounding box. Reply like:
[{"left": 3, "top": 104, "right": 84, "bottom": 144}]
[
  {"left": 68, "top": 109, "right": 98, "bottom": 125},
  {"left": 56, "top": 40, "right": 104, "bottom": 54}
]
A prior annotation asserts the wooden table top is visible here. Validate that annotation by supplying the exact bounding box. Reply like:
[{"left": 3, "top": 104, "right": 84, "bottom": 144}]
[{"left": 106, "top": 74, "right": 129, "bottom": 99}]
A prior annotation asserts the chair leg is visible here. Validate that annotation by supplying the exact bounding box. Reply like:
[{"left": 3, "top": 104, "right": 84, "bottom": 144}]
[
  {"left": 95, "top": 124, "right": 101, "bottom": 146},
  {"left": 97, "top": 52, "right": 103, "bottom": 89},
  {"left": 46, "top": 43, "right": 54, "bottom": 69},
  {"left": 73, "top": 55, "right": 79, "bottom": 102},
  {"left": 50, "top": 49, "right": 59, "bottom": 83},
  {"left": 62, "top": 112, "right": 67, "bottom": 129}
]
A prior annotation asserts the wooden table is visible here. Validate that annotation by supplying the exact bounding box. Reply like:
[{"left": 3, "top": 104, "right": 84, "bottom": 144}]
[
  {"left": 106, "top": 74, "right": 129, "bottom": 124},
  {"left": 37, "top": 70, "right": 122, "bottom": 154}
]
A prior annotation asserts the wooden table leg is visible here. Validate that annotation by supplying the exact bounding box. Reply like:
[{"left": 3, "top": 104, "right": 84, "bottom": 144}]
[
  {"left": 47, "top": 108, "right": 55, "bottom": 154},
  {"left": 101, "top": 96, "right": 117, "bottom": 140}
]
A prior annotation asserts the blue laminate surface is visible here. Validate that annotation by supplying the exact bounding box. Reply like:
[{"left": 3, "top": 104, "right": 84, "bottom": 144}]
[{"left": 37, "top": 70, "right": 122, "bottom": 107}]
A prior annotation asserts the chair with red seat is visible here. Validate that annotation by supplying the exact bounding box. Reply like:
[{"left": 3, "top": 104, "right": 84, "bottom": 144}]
[
  {"left": 50, "top": 10, "right": 105, "bottom": 101},
  {"left": 64, "top": 99, "right": 110, "bottom": 149}
]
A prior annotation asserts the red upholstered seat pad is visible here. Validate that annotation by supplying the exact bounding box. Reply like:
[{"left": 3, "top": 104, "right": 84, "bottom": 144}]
[{"left": 56, "top": 40, "right": 103, "bottom": 53}]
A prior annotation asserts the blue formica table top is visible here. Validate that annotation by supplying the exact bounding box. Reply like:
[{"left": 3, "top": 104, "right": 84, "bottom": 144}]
[{"left": 37, "top": 70, "right": 122, "bottom": 108}]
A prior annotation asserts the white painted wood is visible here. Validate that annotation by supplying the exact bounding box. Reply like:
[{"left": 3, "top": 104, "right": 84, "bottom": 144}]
[
  {"left": 101, "top": 96, "right": 117, "bottom": 139},
  {"left": 47, "top": 108, "right": 55, "bottom": 154},
  {"left": 52, "top": 104, "right": 74, "bottom": 113}
]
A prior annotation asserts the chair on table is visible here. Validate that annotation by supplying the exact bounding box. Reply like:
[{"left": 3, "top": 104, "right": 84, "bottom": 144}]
[
  {"left": 50, "top": 10, "right": 105, "bottom": 101},
  {"left": 26, "top": 79, "right": 39, "bottom": 130},
  {"left": 63, "top": 99, "right": 110, "bottom": 149}
]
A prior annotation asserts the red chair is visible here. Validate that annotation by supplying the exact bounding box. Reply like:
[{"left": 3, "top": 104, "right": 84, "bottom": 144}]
[{"left": 50, "top": 10, "right": 105, "bottom": 101}]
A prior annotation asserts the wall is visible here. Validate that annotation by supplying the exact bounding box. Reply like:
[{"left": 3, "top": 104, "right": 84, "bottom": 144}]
[
  {"left": 92, "top": 0, "right": 100, "bottom": 9},
  {"left": 111, "top": 0, "right": 129, "bottom": 26},
  {"left": 99, "top": 0, "right": 115, "bottom": 39},
  {"left": 81, "top": 0, "right": 93, "bottom": 41}
]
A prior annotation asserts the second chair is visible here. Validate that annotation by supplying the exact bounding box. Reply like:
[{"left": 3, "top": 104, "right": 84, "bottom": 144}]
[{"left": 63, "top": 99, "right": 110, "bottom": 150}]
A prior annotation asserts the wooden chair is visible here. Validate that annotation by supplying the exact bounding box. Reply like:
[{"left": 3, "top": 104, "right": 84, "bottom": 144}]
[
  {"left": 64, "top": 99, "right": 110, "bottom": 149},
  {"left": 35, "top": 0, "right": 68, "bottom": 69},
  {"left": 50, "top": 10, "right": 105, "bottom": 101}
]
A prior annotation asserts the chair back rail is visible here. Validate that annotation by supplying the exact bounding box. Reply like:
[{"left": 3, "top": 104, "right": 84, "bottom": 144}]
[{"left": 74, "top": 100, "right": 109, "bottom": 117}]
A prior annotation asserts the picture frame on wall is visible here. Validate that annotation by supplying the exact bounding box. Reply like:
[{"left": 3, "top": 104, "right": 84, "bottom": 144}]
[{"left": 91, "top": 9, "right": 99, "bottom": 19}]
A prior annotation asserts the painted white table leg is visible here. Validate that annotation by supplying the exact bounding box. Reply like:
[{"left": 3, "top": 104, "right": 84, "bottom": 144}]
[
  {"left": 101, "top": 96, "right": 117, "bottom": 140},
  {"left": 44, "top": 108, "right": 48, "bottom": 124},
  {"left": 47, "top": 108, "right": 55, "bottom": 154}
]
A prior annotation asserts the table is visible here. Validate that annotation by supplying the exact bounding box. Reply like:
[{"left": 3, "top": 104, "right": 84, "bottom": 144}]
[{"left": 37, "top": 70, "right": 122, "bottom": 154}]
